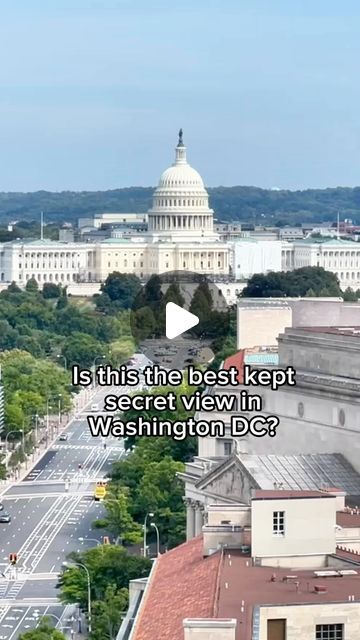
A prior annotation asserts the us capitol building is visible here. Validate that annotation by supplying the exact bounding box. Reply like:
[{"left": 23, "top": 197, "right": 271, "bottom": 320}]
[{"left": 0, "top": 131, "right": 230, "bottom": 286}]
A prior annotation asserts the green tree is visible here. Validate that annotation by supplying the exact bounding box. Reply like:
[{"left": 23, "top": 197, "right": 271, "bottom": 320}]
[
  {"left": 42, "top": 282, "right": 62, "bottom": 298},
  {"left": 131, "top": 306, "right": 156, "bottom": 341},
  {"left": 18, "top": 616, "right": 66, "bottom": 639},
  {"left": 96, "top": 273, "right": 141, "bottom": 312},
  {"left": 137, "top": 274, "right": 162, "bottom": 309},
  {"left": 242, "top": 266, "right": 342, "bottom": 298},
  {"left": 342, "top": 286, "right": 358, "bottom": 302},
  {"left": 110, "top": 337, "right": 136, "bottom": 365},
  {"left": 4, "top": 403, "right": 24, "bottom": 432},
  {"left": 91, "top": 584, "right": 128, "bottom": 640},
  {"left": 59, "top": 545, "right": 151, "bottom": 608},
  {"left": 101, "top": 486, "right": 143, "bottom": 544},
  {"left": 7, "top": 281, "right": 22, "bottom": 294},
  {"left": 62, "top": 332, "right": 107, "bottom": 369},
  {"left": 25, "top": 277, "right": 39, "bottom": 293}
]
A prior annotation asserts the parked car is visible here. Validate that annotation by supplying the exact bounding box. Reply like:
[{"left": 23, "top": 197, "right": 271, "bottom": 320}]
[{"left": 0, "top": 513, "right": 11, "bottom": 523}]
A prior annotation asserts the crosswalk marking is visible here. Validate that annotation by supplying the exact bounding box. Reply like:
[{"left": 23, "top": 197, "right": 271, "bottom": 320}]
[{"left": 51, "top": 444, "right": 124, "bottom": 451}]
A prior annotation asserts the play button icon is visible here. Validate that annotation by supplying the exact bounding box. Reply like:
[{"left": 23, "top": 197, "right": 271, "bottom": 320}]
[{"left": 165, "top": 302, "right": 199, "bottom": 340}]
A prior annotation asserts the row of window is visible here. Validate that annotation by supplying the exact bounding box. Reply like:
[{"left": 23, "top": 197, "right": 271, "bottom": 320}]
[
  {"left": 20, "top": 252, "right": 80, "bottom": 258},
  {"left": 18, "top": 273, "right": 78, "bottom": 282},
  {"left": 267, "top": 621, "right": 343, "bottom": 640},
  {"left": 20, "top": 263, "right": 79, "bottom": 270},
  {"left": 108, "top": 261, "right": 144, "bottom": 268},
  {"left": 154, "top": 198, "right": 206, "bottom": 207}
]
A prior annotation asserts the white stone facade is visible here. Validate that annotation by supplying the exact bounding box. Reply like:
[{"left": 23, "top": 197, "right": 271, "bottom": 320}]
[
  {"left": 282, "top": 238, "right": 360, "bottom": 289},
  {"left": 231, "top": 239, "right": 282, "bottom": 280},
  {"left": 0, "top": 239, "right": 93, "bottom": 285}
]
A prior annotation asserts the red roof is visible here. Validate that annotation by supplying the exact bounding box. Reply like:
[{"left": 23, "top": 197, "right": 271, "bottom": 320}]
[
  {"left": 222, "top": 351, "right": 245, "bottom": 383},
  {"left": 133, "top": 539, "right": 360, "bottom": 640},
  {"left": 132, "top": 536, "right": 221, "bottom": 640},
  {"left": 252, "top": 490, "right": 334, "bottom": 500}
]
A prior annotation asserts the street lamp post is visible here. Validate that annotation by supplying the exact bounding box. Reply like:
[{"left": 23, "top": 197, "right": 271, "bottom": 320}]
[
  {"left": 150, "top": 521, "right": 160, "bottom": 557},
  {"left": 58, "top": 395, "right": 62, "bottom": 428},
  {"left": 143, "top": 512, "right": 154, "bottom": 558},
  {"left": 34, "top": 611, "right": 62, "bottom": 628},
  {"left": 93, "top": 355, "right": 106, "bottom": 389},
  {"left": 62, "top": 561, "right": 92, "bottom": 633},
  {"left": 78, "top": 536, "right": 101, "bottom": 547},
  {"left": 56, "top": 354, "right": 67, "bottom": 370}
]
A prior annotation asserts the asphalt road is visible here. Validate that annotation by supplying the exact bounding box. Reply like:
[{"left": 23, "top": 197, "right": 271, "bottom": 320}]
[{"left": 0, "top": 382, "right": 132, "bottom": 639}]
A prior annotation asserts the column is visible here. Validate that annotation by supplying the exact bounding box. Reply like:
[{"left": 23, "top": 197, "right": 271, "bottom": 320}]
[
  {"left": 195, "top": 501, "right": 204, "bottom": 536},
  {"left": 185, "top": 498, "right": 195, "bottom": 540}
]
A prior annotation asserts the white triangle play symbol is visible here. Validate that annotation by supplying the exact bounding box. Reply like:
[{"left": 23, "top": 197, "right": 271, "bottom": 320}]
[{"left": 166, "top": 302, "right": 199, "bottom": 340}]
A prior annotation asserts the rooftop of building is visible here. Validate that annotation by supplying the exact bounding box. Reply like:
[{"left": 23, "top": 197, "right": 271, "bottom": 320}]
[
  {"left": 99, "top": 237, "right": 139, "bottom": 244},
  {"left": 252, "top": 489, "right": 334, "bottom": 501},
  {"left": 337, "top": 507, "right": 360, "bottom": 528},
  {"left": 301, "top": 326, "right": 360, "bottom": 337},
  {"left": 131, "top": 537, "right": 360, "bottom": 640},
  {"left": 4, "top": 238, "right": 78, "bottom": 247},
  {"left": 217, "top": 550, "right": 360, "bottom": 640},
  {"left": 131, "top": 536, "right": 220, "bottom": 640},
  {"left": 222, "top": 351, "right": 245, "bottom": 383},
  {"left": 239, "top": 453, "right": 360, "bottom": 495},
  {"left": 244, "top": 352, "right": 279, "bottom": 365},
  {"left": 293, "top": 237, "right": 358, "bottom": 246}
]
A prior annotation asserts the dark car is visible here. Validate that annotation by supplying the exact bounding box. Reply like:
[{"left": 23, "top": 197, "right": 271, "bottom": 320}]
[{"left": 0, "top": 513, "right": 11, "bottom": 523}]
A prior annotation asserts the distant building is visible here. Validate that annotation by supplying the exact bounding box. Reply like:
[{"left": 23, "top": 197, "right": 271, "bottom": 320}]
[
  {"left": 0, "top": 132, "right": 230, "bottom": 284},
  {"left": 0, "top": 239, "right": 93, "bottom": 285},
  {"left": 231, "top": 238, "right": 282, "bottom": 281},
  {"left": 282, "top": 237, "right": 360, "bottom": 290}
]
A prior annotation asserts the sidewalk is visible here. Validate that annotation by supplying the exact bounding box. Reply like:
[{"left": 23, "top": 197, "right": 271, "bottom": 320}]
[{"left": 0, "top": 386, "right": 98, "bottom": 494}]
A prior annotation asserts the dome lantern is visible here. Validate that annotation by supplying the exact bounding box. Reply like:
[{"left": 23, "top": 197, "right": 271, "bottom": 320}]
[{"left": 147, "top": 131, "right": 217, "bottom": 241}]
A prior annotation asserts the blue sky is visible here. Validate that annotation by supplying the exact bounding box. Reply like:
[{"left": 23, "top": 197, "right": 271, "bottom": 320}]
[{"left": 1, "top": 0, "right": 360, "bottom": 191}]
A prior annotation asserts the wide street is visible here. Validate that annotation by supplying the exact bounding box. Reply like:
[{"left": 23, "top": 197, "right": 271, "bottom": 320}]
[{"left": 0, "top": 381, "right": 132, "bottom": 639}]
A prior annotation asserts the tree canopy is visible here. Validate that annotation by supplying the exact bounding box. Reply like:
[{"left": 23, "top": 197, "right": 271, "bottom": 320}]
[
  {"left": 241, "top": 266, "right": 342, "bottom": 298},
  {"left": 18, "top": 617, "right": 65, "bottom": 640},
  {"left": 2, "top": 185, "right": 360, "bottom": 226}
]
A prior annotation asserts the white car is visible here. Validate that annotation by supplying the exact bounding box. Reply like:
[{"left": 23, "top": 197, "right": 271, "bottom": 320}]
[{"left": 90, "top": 403, "right": 99, "bottom": 412}]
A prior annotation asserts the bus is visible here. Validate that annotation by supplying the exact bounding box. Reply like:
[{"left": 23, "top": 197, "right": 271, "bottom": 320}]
[{"left": 94, "top": 481, "right": 107, "bottom": 501}]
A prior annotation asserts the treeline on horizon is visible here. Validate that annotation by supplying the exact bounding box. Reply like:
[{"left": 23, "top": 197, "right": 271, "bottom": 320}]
[{"left": 1, "top": 185, "right": 360, "bottom": 226}]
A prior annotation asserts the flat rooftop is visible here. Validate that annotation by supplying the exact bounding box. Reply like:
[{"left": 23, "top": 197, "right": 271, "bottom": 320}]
[
  {"left": 337, "top": 509, "right": 360, "bottom": 528},
  {"left": 302, "top": 326, "right": 360, "bottom": 337},
  {"left": 217, "top": 550, "right": 360, "bottom": 640},
  {"left": 131, "top": 535, "right": 360, "bottom": 640},
  {"left": 252, "top": 489, "right": 334, "bottom": 501}
]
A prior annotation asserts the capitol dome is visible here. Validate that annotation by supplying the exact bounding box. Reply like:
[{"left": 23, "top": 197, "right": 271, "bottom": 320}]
[{"left": 148, "top": 130, "right": 215, "bottom": 239}]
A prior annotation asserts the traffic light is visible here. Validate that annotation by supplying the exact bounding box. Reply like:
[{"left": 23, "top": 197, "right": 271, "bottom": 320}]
[{"left": 9, "top": 553, "right": 17, "bottom": 565}]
